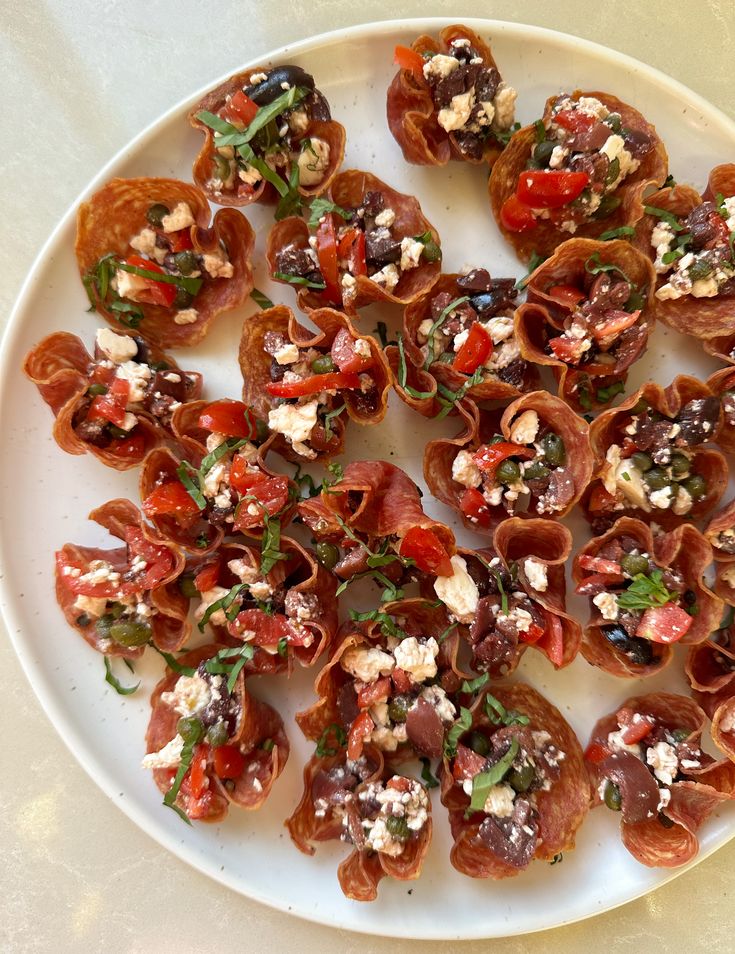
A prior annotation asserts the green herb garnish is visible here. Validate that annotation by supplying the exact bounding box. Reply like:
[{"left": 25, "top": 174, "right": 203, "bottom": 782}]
[
  {"left": 307, "top": 198, "right": 350, "bottom": 229},
  {"left": 149, "top": 644, "right": 196, "bottom": 676},
  {"left": 203, "top": 643, "right": 256, "bottom": 692},
  {"left": 251, "top": 288, "right": 275, "bottom": 309},
  {"left": 444, "top": 707, "right": 473, "bottom": 759},
  {"left": 197, "top": 86, "right": 306, "bottom": 147},
  {"left": 460, "top": 673, "right": 490, "bottom": 694},
  {"left": 469, "top": 738, "right": 520, "bottom": 812},
  {"left": 423, "top": 296, "right": 470, "bottom": 369},
  {"left": 273, "top": 271, "right": 327, "bottom": 290},
  {"left": 420, "top": 757, "right": 439, "bottom": 789},
  {"left": 163, "top": 736, "right": 197, "bottom": 825},
  {"left": 514, "top": 250, "right": 548, "bottom": 291},
  {"left": 396, "top": 334, "right": 434, "bottom": 400},
  {"left": 198, "top": 583, "right": 247, "bottom": 632},
  {"left": 349, "top": 609, "right": 409, "bottom": 641},
  {"left": 116, "top": 260, "right": 203, "bottom": 297},
  {"left": 584, "top": 253, "right": 632, "bottom": 285},
  {"left": 315, "top": 722, "right": 347, "bottom": 757},
  {"left": 484, "top": 692, "right": 530, "bottom": 727},
  {"left": 598, "top": 226, "right": 635, "bottom": 241},
  {"left": 644, "top": 204, "right": 685, "bottom": 232},
  {"left": 323, "top": 404, "right": 346, "bottom": 441},
  {"left": 103, "top": 656, "right": 140, "bottom": 695},
  {"left": 616, "top": 570, "right": 675, "bottom": 611}
]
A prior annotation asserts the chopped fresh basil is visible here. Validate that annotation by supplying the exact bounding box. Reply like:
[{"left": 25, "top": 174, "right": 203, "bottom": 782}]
[
  {"left": 149, "top": 644, "right": 196, "bottom": 676},
  {"left": 203, "top": 643, "right": 256, "bottom": 692},
  {"left": 198, "top": 583, "right": 247, "bottom": 632},
  {"left": 292, "top": 463, "right": 321, "bottom": 498},
  {"left": 262, "top": 737, "right": 275, "bottom": 752},
  {"left": 307, "top": 198, "right": 351, "bottom": 229},
  {"left": 195, "top": 533, "right": 210, "bottom": 550},
  {"left": 420, "top": 757, "right": 439, "bottom": 789},
  {"left": 251, "top": 288, "right": 275, "bottom": 309},
  {"left": 584, "top": 253, "right": 633, "bottom": 285},
  {"left": 460, "top": 673, "right": 490, "bottom": 694},
  {"left": 598, "top": 226, "right": 635, "bottom": 241},
  {"left": 484, "top": 692, "right": 530, "bottom": 727},
  {"left": 434, "top": 368, "right": 484, "bottom": 419},
  {"left": 413, "top": 230, "right": 442, "bottom": 263},
  {"left": 514, "top": 250, "right": 548, "bottom": 291},
  {"left": 163, "top": 736, "right": 197, "bottom": 824},
  {"left": 322, "top": 403, "right": 346, "bottom": 441},
  {"left": 436, "top": 621, "right": 458, "bottom": 644},
  {"left": 495, "top": 121, "right": 521, "bottom": 145},
  {"left": 349, "top": 609, "right": 409, "bottom": 641},
  {"left": 277, "top": 637, "right": 288, "bottom": 657},
  {"left": 373, "top": 320, "right": 396, "bottom": 348},
  {"left": 596, "top": 380, "right": 625, "bottom": 404},
  {"left": 444, "top": 707, "right": 473, "bottom": 759},
  {"left": 103, "top": 656, "right": 140, "bottom": 695},
  {"left": 197, "top": 86, "right": 306, "bottom": 148},
  {"left": 533, "top": 119, "right": 546, "bottom": 144},
  {"left": 116, "top": 260, "right": 203, "bottom": 297},
  {"left": 396, "top": 334, "right": 434, "bottom": 400},
  {"left": 255, "top": 506, "right": 288, "bottom": 575},
  {"left": 643, "top": 204, "right": 684, "bottom": 232},
  {"left": 315, "top": 722, "right": 347, "bottom": 757},
  {"left": 423, "top": 296, "right": 470, "bottom": 369},
  {"left": 273, "top": 271, "right": 327, "bottom": 290},
  {"left": 617, "top": 570, "right": 675, "bottom": 611},
  {"left": 469, "top": 738, "right": 520, "bottom": 812},
  {"left": 274, "top": 158, "right": 303, "bottom": 221},
  {"left": 492, "top": 571, "right": 509, "bottom": 615},
  {"left": 176, "top": 461, "right": 206, "bottom": 511}
]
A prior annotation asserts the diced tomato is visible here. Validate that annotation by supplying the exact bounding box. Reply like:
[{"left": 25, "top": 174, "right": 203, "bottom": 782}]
[
  {"left": 315, "top": 213, "right": 341, "bottom": 304},
  {"left": 548, "top": 284, "right": 586, "bottom": 307},
  {"left": 391, "top": 667, "right": 413, "bottom": 694},
  {"left": 232, "top": 473, "right": 290, "bottom": 530},
  {"left": 195, "top": 560, "right": 221, "bottom": 594},
  {"left": 459, "top": 487, "right": 492, "bottom": 528},
  {"left": 107, "top": 431, "right": 146, "bottom": 460},
  {"left": 143, "top": 479, "right": 202, "bottom": 519},
  {"left": 330, "top": 328, "right": 373, "bottom": 373},
  {"left": 452, "top": 322, "right": 493, "bottom": 375},
  {"left": 167, "top": 228, "right": 193, "bottom": 252},
  {"left": 182, "top": 788, "right": 214, "bottom": 820},
  {"left": 266, "top": 370, "right": 360, "bottom": 398},
  {"left": 356, "top": 677, "right": 392, "bottom": 709},
  {"left": 587, "top": 484, "right": 618, "bottom": 513},
  {"left": 347, "top": 711, "right": 374, "bottom": 760},
  {"left": 473, "top": 442, "right": 535, "bottom": 477},
  {"left": 553, "top": 109, "right": 597, "bottom": 133},
  {"left": 636, "top": 604, "right": 693, "bottom": 644},
  {"left": 198, "top": 400, "right": 258, "bottom": 439},
  {"left": 124, "top": 527, "right": 176, "bottom": 587},
  {"left": 399, "top": 526, "right": 454, "bottom": 577},
  {"left": 584, "top": 741, "right": 610, "bottom": 764},
  {"left": 88, "top": 376, "right": 131, "bottom": 428},
  {"left": 89, "top": 363, "right": 115, "bottom": 387},
  {"left": 221, "top": 89, "right": 260, "bottom": 126},
  {"left": 386, "top": 775, "right": 411, "bottom": 793},
  {"left": 393, "top": 44, "right": 426, "bottom": 78},
  {"left": 536, "top": 611, "right": 565, "bottom": 667},
  {"left": 516, "top": 170, "right": 590, "bottom": 209},
  {"left": 620, "top": 717, "right": 655, "bottom": 745},
  {"left": 187, "top": 743, "right": 209, "bottom": 799},
  {"left": 578, "top": 555, "right": 623, "bottom": 575},
  {"left": 500, "top": 194, "right": 537, "bottom": 232},
  {"left": 520, "top": 622, "right": 545, "bottom": 645},
  {"left": 452, "top": 744, "right": 487, "bottom": 781},
  {"left": 590, "top": 309, "right": 641, "bottom": 341},
  {"left": 548, "top": 334, "right": 587, "bottom": 365},
  {"left": 213, "top": 744, "right": 246, "bottom": 779},
  {"left": 55, "top": 552, "right": 121, "bottom": 598},
  {"left": 228, "top": 608, "right": 310, "bottom": 647},
  {"left": 575, "top": 572, "right": 625, "bottom": 595},
  {"left": 124, "top": 255, "right": 177, "bottom": 307},
  {"left": 336, "top": 228, "right": 367, "bottom": 278}
]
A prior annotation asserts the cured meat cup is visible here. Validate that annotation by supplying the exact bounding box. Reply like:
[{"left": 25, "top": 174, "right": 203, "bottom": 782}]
[
  {"left": 189, "top": 63, "right": 345, "bottom": 208},
  {"left": 516, "top": 237, "right": 656, "bottom": 412},
  {"left": 585, "top": 692, "right": 735, "bottom": 867},
  {"left": 76, "top": 177, "right": 254, "bottom": 347},
  {"left": 707, "top": 364, "right": 735, "bottom": 453},
  {"left": 266, "top": 170, "right": 441, "bottom": 314},
  {"left": 573, "top": 516, "right": 722, "bottom": 679},
  {"left": 387, "top": 24, "right": 517, "bottom": 167},
  {"left": 144, "top": 644, "right": 289, "bottom": 823},
  {"left": 489, "top": 90, "right": 668, "bottom": 262},
  {"left": 687, "top": 611, "right": 735, "bottom": 765},
  {"left": 55, "top": 499, "right": 187, "bottom": 659},
  {"left": 24, "top": 327, "right": 202, "bottom": 470}
]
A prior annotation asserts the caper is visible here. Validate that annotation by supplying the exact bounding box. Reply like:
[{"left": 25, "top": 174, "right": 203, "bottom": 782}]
[
  {"left": 255, "top": 419, "right": 270, "bottom": 443},
  {"left": 385, "top": 815, "right": 411, "bottom": 840},
  {"left": 109, "top": 619, "right": 152, "bottom": 647},
  {"left": 630, "top": 451, "right": 653, "bottom": 473},
  {"left": 213, "top": 154, "right": 231, "bottom": 181},
  {"left": 533, "top": 140, "right": 556, "bottom": 165},
  {"left": 420, "top": 238, "right": 442, "bottom": 263},
  {"left": 488, "top": 434, "right": 505, "bottom": 445},
  {"left": 542, "top": 432, "right": 566, "bottom": 467},
  {"left": 146, "top": 203, "right": 170, "bottom": 227},
  {"left": 684, "top": 474, "right": 707, "bottom": 500},
  {"left": 177, "top": 716, "right": 205, "bottom": 745},
  {"left": 206, "top": 721, "right": 229, "bottom": 748},
  {"left": 107, "top": 424, "right": 130, "bottom": 439},
  {"left": 644, "top": 468, "right": 669, "bottom": 491},
  {"left": 87, "top": 383, "right": 108, "bottom": 397},
  {"left": 388, "top": 695, "right": 410, "bottom": 724},
  {"left": 76, "top": 613, "right": 91, "bottom": 628},
  {"left": 658, "top": 812, "right": 675, "bottom": 829},
  {"left": 496, "top": 459, "right": 521, "bottom": 484},
  {"left": 670, "top": 453, "right": 690, "bottom": 476},
  {"left": 606, "top": 113, "right": 623, "bottom": 133},
  {"left": 310, "top": 354, "right": 336, "bottom": 374},
  {"left": 508, "top": 763, "right": 535, "bottom": 793},
  {"left": 603, "top": 780, "right": 622, "bottom": 811},
  {"left": 173, "top": 251, "right": 197, "bottom": 276},
  {"left": 592, "top": 194, "right": 622, "bottom": 219},
  {"left": 315, "top": 541, "right": 340, "bottom": 571},
  {"left": 177, "top": 573, "right": 199, "bottom": 599},
  {"left": 670, "top": 728, "right": 690, "bottom": 743},
  {"left": 524, "top": 461, "right": 550, "bottom": 480},
  {"left": 526, "top": 157, "right": 544, "bottom": 170},
  {"left": 173, "top": 287, "right": 194, "bottom": 309},
  {"left": 620, "top": 553, "right": 649, "bottom": 577},
  {"left": 467, "top": 731, "right": 490, "bottom": 756}
]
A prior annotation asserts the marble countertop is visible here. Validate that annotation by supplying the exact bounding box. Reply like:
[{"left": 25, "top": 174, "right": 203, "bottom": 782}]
[{"left": 2, "top": 2, "right": 734, "bottom": 950}]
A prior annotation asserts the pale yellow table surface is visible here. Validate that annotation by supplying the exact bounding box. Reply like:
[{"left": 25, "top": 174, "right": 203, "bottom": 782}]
[{"left": 2, "top": 2, "right": 734, "bottom": 951}]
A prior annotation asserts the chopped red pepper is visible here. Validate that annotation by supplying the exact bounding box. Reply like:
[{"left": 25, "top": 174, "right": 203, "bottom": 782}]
[
  {"left": 458, "top": 487, "right": 492, "bottom": 528},
  {"left": 347, "top": 711, "right": 374, "bottom": 760},
  {"left": 356, "top": 677, "right": 392, "bottom": 709},
  {"left": 516, "top": 170, "right": 590, "bottom": 209},
  {"left": 500, "top": 194, "right": 537, "bottom": 232},
  {"left": 399, "top": 526, "right": 454, "bottom": 577},
  {"left": 123, "top": 255, "right": 177, "bottom": 307},
  {"left": 473, "top": 442, "right": 535, "bottom": 478},
  {"left": 536, "top": 611, "right": 565, "bottom": 667},
  {"left": 393, "top": 44, "right": 426, "bottom": 78},
  {"left": 142, "top": 479, "right": 202, "bottom": 520},
  {"left": 232, "top": 473, "right": 290, "bottom": 530},
  {"left": 578, "top": 554, "right": 623, "bottom": 575},
  {"left": 213, "top": 744, "right": 246, "bottom": 779},
  {"left": 315, "top": 213, "right": 341, "bottom": 304},
  {"left": 194, "top": 560, "right": 221, "bottom": 594},
  {"left": 636, "top": 604, "right": 693, "bottom": 644},
  {"left": 520, "top": 622, "right": 545, "bottom": 645},
  {"left": 590, "top": 309, "right": 641, "bottom": 341},
  {"left": 452, "top": 744, "right": 487, "bottom": 781},
  {"left": 337, "top": 228, "right": 367, "bottom": 277},
  {"left": 187, "top": 743, "right": 209, "bottom": 799},
  {"left": 452, "top": 322, "right": 493, "bottom": 374},
  {"left": 198, "top": 400, "right": 258, "bottom": 439},
  {"left": 587, "top": 484, "right": 618, "bottom": 513},
  {"left": 619, "top": 716, "right": 655, "bottom": 745},
  {"left": 553, "top": 109, "right": 597, "bottom": 133},
  {"left": 391, "top": 667, "right": 413, "bottom": 694},
  {"left": 228, "top": 608, "right": 310, "bottom": 647},
  {"left": 107, "top": 431, "right": 146, "bottom": 460},
  {"left": 548, "top": 284, "right": 586, "bottom": 307},
  {"left": 548, "top": 334, "right": 588, "bottom": 365},
  {"left": 330, "top": 328, "right": 373, "bottom": 373},
  {"left": 88, "top": 376, "right": 131, "bottom": 428},
  {"left": 584, "top": 741, "right": 610, "bottom": 764},
  {"left": 576, "top": 571, "right": 625, "bottom": 595},
  {"left": 221, "top": 89, "right": 260, "bottom": 126},
  {"left": 266, "top": 370, "right": 360, "bottom": 398},
  {"left": 166, "top": 228, "right": 194, "bottom": 253}
]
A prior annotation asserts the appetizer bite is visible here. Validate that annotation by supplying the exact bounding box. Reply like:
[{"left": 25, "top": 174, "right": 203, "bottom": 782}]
[
  {"left": 77, "top": 177, "right": 254, "bottom": 347},
  {"left": 55, "top": 499, "right": 187, "bottom": 659},
  {"left": 388, "top": 268, "right": 538, "bottom": 418},
  {"left": 424, "top": 393, "right": 593, "bottom": 530},
  {"left": 267, "top": 170, "right": 441, "bottom": 314},
  {"left": 141, "top": 399, "right": 295, "bottom": 553},
  {"left": 239, "top": 305, "right": 391, "bottom": 462},
  {"left": 573, "top": 517, "right": 721, "bottom": 678},
  {"left": 190, "top": 64, "right": 345, "bottom": 208},
  {"left": 517, "top": 238, "right": 655, "bottom": 411},
  {"left": 585, "top": 693, "right": 735, "bottom": 867},
  {"left": 387, "top": 24, "right": 517, "bottom": 166},
  {"left": 24, "top": 328, "right": 202, "bottom": 470},
  {"left": 631, "top": 164, "right": 735, "bottom": 337},
  {"left": 707, "top": 365, "right": 735, "bottom": 453},
  {"left": 441, "top": 684, "right": 588, "bottom": 879},
  {"left": 687, "top": 609, "right": 735, "bottom": 765},
  {"left": 144, "top": 645, "right": 289, "bottom": 823},
  {"left": 489, "top": 91, "right": 668, "bottom": 262},
  {"left": 287, "top": 743, "right": 432, "bottom": 901},
  {"left": 584, "top": 377, "right": 726, "bottom": 531},
  {"left": 427, "top": 519, "right": 580, "bottom": 676},
  {"left": 704, "top": 499, "right": 735, "bottom": 603}
]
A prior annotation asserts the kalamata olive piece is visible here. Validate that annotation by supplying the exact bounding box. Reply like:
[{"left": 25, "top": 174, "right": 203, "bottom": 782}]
[
  {"left": 244, "top": 66, "right": 316, "bottom": 106},
  {"left": 601, "top": 624, "right": 653, "bottom": 665}
]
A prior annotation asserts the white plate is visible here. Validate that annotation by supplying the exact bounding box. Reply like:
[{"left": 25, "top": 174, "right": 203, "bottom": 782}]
[{"left": 1, "top": 16, "right": 734, "bottom": 941}]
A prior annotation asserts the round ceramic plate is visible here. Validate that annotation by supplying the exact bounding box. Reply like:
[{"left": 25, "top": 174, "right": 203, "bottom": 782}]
[{"left": 1, "top": 16, "right": 734, "bottom": 941}]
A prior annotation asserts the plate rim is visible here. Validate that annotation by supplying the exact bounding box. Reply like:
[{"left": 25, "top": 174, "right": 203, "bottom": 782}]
[{"left": 2, "top": 15, "right": 735, "bottom": 940}]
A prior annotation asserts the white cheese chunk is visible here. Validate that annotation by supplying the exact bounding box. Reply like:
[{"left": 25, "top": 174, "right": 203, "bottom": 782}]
[
  {"left": 646, "top": 741, "right": 679, "bottom": 786},
  {"left": 523, "top": 558, "right": 548, "bottom": 592},
  {"left": 96, "top": 328, "right": 138, "bottom": 364},
  {"left": 341, "top": 646, "right": 395, "bottom": 683},
  {"left": 268, "top": 400, "right": 318, "bottom": 446},
  {"left": 593, "top": 591, "right": 619, "bottom": 621},
  {"left": 509, "top": 409, "right": 539, "bottom": 446},
  {"left": 451, "top": 449, "right": 482, "bottom": 488},
  {"left": 434, "top": 555, "right": 479, "bottom": 623},
  {"left": 161, "top": 202, "right": 195, "bottom": 233},
  {"left": 161, "top": 673, "right": 212, "bottom": 716},
  {"left": 297, "top": 137, "right": 331, "bottom": 187},
  {"left": 393, "top": 637, "right": 439, "bottom": 683}
]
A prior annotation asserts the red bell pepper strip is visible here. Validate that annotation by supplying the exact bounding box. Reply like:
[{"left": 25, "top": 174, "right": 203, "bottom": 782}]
[
  {"left": 473, "top": 442, "right": 535, "bottom": 478},
  {"left": 516, "top": 170, "right": 590, "bottom": 209},
  {"left": 500, "top": 194, "right": 537, "bottom": 232},
  {"left": 578, "top": 555, "right": 623, "bottom": 575},
  {"left": 266, "top": 370, "right": 360, "bottom": 398},
  {"left": 553, "top": 109, "right": 597, "bottom": 133},
  {"left": 356, "top": 677, "right": 392, "bottom": 709},
  {"left": 452, "top": 322, "right": 493, "bottom": 374},
  {"left": 347, "top": 711, "right": 374, "bottom": 760},
  {"left": 458, "top": 487, "right": 492, "bottom": 527},
  {"left": 391, "top": 667, "right": 413, "bottom": 694},
  {"left": 123, "top": 255, "right": 177, "bottom": 307},
  {"left": 166, "top": 228, "right": 194, "bottom": 253},
  {"left": 194, "top": 560, "right": 221, "bottom": 594},
  {"left": 337, "top": 228, "right": 367, "bottom": 277},
  {"left": 315, "top": 214, "right": 342, "bottom": 305},
  {"left": 232, "top": 474, "right": 290, "bottom": 530},
  {"left": 536, "top": 611, "right": 565, "bottom": 667},
  {"left": 584, "top": 741, "right": 610, "bottom": 764},
  {"left": 548, "top": 284, "right": 586, "bottom": 307},
  {"left": 590, "top": 309, "right": 641, "bottom": 341},
  {"left": 398, "top": 526, "right": 454, "bottom": 577},
  {"left": 107, "top": 431, "right": 146, "bottom": 461},
  {"left": 221, "top": 89, "right": 260, "bottom": 126},
  {"left": 198, "top": 400, "right": 258, "bottom": 439},
  {"left": 213, "top": 744, "right": 246, "bottom": 779},
  {"left": 548, "top": 334, "right": 588, "bottom": 365},
  {"left": 452, "top": 744, "right": 487, "bottom": 781},
  {"left": 187, "top": 743, "right": 209, "bottom": 799}
]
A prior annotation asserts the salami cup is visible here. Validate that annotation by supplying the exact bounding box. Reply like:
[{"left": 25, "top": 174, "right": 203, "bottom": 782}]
[
  {"left": 238, "top": 304, "right": 392, "bottom": 463},
  {"left": 687, "top": 612, "right": 735, "bottom": 764},
  {"left": 144, "top": 644, "right": 289, "bottom": 824},
  {"left": 55, "top": 498, "right": 187, "bottom": 659},
  {"left": 573, "top": 516, "right": 722, "bottom": 679},
  {"left": 585, "top": 692, "right": 735, "bottom": 868},
  {"left": 76, "top": 177, "right": 255, "bottom": 347},
  {"left": 488, "top": 90, "right": 668, "bottom": 263},
  {"left": 440, "top": 684, "right": 589, "bottom": 879},
  {"left": 517, "top": 238, "right": 656, "bottom": 412},
  {"left": 387, "top": 24, "right": 517, "bottom": 167},
  {"left": 24, "top": 328, "right": 203, "bottom": 471}
]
